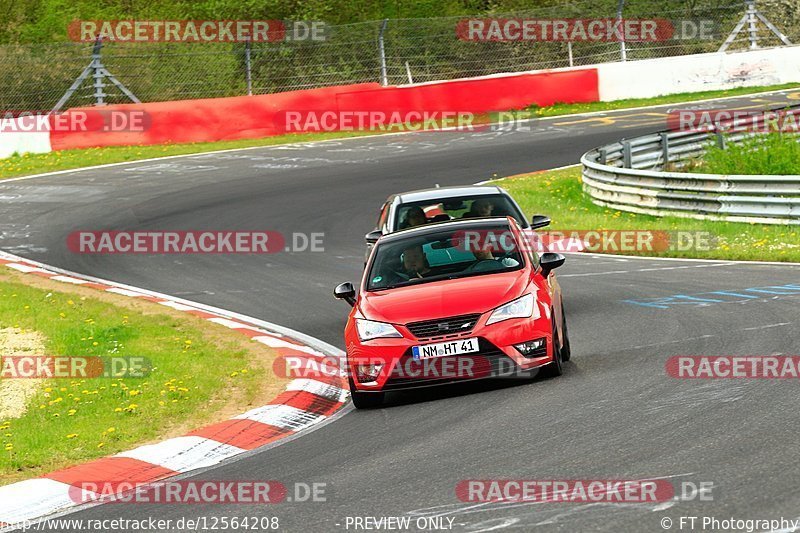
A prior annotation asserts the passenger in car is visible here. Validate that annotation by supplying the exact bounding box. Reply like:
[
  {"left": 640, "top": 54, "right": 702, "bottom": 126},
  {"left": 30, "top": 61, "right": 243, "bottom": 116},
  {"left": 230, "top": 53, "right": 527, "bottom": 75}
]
[
  {"left": 462, "top": 199, "right": 494, "bottom": 218},
  {"left": 401, "top": 206, "right": 428, "bottom": 229}
]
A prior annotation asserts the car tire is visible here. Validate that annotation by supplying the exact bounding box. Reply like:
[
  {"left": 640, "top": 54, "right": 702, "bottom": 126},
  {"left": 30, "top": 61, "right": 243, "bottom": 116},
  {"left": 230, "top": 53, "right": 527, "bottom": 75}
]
[
  {"left": 348, "top": 377, "right": 385, "bottom": 409},
  {"left": 539, "top": 317, "right": 564, "bottom": 378},
  {"left": 560, "top": 301, "right": 571, "bottom": 362}
]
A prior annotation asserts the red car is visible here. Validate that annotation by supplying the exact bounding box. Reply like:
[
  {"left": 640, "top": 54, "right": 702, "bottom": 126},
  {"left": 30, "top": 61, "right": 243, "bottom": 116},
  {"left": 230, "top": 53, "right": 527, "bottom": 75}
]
[{"left": 334, "top": 216, "right": 570, "bottom": 408}]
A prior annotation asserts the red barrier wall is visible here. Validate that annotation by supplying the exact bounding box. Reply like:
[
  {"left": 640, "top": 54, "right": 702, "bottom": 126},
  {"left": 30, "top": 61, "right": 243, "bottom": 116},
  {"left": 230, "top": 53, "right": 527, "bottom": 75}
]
[
  {"left": 50, "top": 82, "right": 382, "bottom": 151},
  {"left": 50, "top": 69, "right": 598, "bottom": 151},
  {"left": 337, "top": 69, "right": 598, "bottom": 114}
]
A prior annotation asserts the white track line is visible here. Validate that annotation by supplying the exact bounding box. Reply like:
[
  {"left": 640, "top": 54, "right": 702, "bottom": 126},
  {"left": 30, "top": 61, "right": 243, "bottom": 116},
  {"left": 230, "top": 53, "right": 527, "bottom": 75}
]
[{"left": 3, "top": 87, "right": 798, "bottom": 185}]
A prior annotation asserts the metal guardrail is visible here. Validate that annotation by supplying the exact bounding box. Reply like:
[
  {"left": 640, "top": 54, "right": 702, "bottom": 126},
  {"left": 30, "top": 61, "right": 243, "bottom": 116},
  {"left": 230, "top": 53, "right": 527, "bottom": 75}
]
[{"left": 581, "top": 106, "right": 800, "bottom": 224}]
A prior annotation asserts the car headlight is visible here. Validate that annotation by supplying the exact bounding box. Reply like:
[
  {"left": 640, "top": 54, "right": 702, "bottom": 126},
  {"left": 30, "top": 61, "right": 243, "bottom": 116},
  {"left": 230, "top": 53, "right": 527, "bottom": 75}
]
[
  {"left": 486, "top": 293, "right": 537, "bottom": 325},
  {"left": 356, "top": 319, "right": 403, "bottom": 341}
]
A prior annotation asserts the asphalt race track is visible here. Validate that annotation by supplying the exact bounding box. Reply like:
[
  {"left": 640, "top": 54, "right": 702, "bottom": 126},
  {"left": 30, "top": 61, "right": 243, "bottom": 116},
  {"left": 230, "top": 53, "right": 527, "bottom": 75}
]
[{"left": 3, "top": 91, "right": 800, "bottom": 532}]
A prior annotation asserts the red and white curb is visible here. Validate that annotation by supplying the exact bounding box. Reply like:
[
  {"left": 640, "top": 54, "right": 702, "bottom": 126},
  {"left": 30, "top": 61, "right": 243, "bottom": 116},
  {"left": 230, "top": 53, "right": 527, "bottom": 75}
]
[{"left": 0, "top": 251, "right": 348, "bottom": 528}]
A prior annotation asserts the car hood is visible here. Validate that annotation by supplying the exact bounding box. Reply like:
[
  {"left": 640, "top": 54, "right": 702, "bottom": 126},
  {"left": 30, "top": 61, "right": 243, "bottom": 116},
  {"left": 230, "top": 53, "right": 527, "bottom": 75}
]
[{"left": 359, "top": 271, "right": 530, "bottom": 325}]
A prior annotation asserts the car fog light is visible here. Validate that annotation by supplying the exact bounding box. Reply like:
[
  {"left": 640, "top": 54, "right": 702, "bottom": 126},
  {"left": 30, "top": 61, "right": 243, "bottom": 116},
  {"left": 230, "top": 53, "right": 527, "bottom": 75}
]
[
  {"left": 514, "top": 338, "right": 546, "bottom": 358},
  {"left": 356, "top": 363, "right": 384, "bottom": 383}
]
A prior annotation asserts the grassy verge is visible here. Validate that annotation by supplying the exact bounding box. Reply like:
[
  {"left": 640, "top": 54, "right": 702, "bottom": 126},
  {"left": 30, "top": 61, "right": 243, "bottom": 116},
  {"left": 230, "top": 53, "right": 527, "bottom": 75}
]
[
  {"left": 694, "top": 133, "right": 800, "bottom": 175},
  {"left": 0, "top": 267, "right": 285, "bottom": 485},
  {"left": 496, "top": 166, "right": 800, "bottom": 262},
  {"left": 514, "top": 83, "right": 800, "bottom": 119},
  {"left": 2, "top": 83, "right": 798, "bottom": 181}
]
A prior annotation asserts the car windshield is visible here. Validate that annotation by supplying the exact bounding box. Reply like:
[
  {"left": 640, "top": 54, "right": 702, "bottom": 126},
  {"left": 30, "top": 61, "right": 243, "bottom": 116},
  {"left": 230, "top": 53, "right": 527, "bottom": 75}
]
[
  {"left": 366, "top": 225, "right": 525, "bottom": 291},
  {"left": 395, "top": 194, "right": 525, "bottom": 230}
]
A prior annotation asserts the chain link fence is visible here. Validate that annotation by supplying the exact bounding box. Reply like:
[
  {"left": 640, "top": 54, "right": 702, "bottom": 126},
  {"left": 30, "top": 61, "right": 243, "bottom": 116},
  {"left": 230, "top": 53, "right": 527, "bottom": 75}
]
[{"left": 1, "top": 0, "right": 798, "bottom": 113}]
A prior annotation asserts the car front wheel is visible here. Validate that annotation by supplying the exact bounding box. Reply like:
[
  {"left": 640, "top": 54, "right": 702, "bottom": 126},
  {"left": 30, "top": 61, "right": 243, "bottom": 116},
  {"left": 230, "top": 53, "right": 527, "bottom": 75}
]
[
  {"left": 539, "top": 317, "right": 564, "bottom": 378},
  {"left": 560, "top": 301, "right": 571, "bottom": 362}
]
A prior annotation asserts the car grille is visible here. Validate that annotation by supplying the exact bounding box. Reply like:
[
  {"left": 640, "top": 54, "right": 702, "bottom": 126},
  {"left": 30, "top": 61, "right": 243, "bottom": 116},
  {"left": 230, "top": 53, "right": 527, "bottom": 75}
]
[
  {"left": 382, "top": 338, "right": 520, "bottom": 390},
  {"left": 405, "top": 313, "right": 481, "bottom": 340}
]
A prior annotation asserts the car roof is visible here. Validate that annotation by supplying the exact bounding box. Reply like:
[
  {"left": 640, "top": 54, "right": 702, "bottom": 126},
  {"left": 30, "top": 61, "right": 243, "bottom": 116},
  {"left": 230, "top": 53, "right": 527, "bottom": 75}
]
[
  {"left": 394, "top": 185, "right": 505, "bottom": 204},
  {"left": 378, "top": 216, "right": 515, "bottom": 244}
]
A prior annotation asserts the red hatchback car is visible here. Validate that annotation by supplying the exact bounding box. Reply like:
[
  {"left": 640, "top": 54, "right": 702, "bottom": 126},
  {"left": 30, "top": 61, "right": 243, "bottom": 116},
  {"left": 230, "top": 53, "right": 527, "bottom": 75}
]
[{"left": 334, "top": 216, "right": 570, "bottom": 408}]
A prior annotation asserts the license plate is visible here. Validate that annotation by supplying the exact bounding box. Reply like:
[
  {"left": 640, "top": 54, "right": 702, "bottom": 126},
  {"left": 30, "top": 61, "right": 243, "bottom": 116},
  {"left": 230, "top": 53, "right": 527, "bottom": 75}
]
[{"left": 412, "top": 338, "right": 479, "bottom": 360}]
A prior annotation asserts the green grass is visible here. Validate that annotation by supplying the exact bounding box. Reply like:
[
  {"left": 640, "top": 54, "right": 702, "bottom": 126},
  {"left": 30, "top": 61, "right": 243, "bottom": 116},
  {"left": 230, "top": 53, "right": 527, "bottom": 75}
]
[
  {"left": 0, "top": 270, "right": 281, "bottom": 484},
  {"left": 696, "top": 133, "right": 800, "bottom": 175},
  {"left": 496, "top": 166, "right": 800, "bottom": 262},
  {"left": 2, "top": 83, "right": 799, "bottom": 181},
  {"left": 511, "top": 83, "right": 800, "bottom": 119}
]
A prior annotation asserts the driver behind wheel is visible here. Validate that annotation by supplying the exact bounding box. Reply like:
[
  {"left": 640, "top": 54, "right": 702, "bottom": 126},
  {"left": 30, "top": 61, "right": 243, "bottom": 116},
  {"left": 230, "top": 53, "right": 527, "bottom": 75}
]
[
  {"left": 462, "top": 198, "right": 494, "bottom": 218},
  {"left": 402, "top": 244, "right": 432, "bottom": 279}
]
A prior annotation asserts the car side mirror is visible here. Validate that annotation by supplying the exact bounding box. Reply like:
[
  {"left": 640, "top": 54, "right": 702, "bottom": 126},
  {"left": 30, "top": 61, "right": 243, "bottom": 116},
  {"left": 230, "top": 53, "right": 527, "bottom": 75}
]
[
  {"left": 334, "top": 282, "right": 357, "bottom": 306},
  {"left": 540, "top": 252, "right": 565, "bottom": 277},
  {"left": 531, "top": 214, "right": 551, "bottom": 230},
  {"left": 365, "top": 230, "right": 382, "bottom": 245}
]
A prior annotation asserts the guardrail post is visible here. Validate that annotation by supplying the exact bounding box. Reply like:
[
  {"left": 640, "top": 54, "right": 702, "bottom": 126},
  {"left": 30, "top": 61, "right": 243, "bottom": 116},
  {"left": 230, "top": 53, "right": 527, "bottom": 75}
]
[
  {"left": 622, "top": 140, "right": 632, "bottom": 168},
  {"left": 599, "top": 148, "right": 608, "bottom": 165},
  {"left": 716, "top": 131, "right": 727, "bottom": 150},
  {"left": 660, "top": 132, "right": 670, "bottom": 165}
]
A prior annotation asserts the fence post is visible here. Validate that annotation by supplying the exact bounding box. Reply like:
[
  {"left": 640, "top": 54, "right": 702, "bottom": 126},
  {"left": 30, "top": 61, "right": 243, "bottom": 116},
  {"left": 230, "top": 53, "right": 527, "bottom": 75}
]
[
  {"left": 616, "top": 0, "right": 627, "bottom": 61},
  {"left": 378, "top": 19, "right": 389, "bottom": 86},
  {"left": 567, "top": 41, "right": 574, "bottom": 67},
  {"left": 91, "top": 37, "right": 107, "bottom": 106},
  {"left": 53, "top": 35, "right": 140, "bottom": 112},
  {"left": 245, "top": 36, "right": 253, "bottom": 96},
  {"left": 746, "top": 0, "right": 759, "bottom": 49}
]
